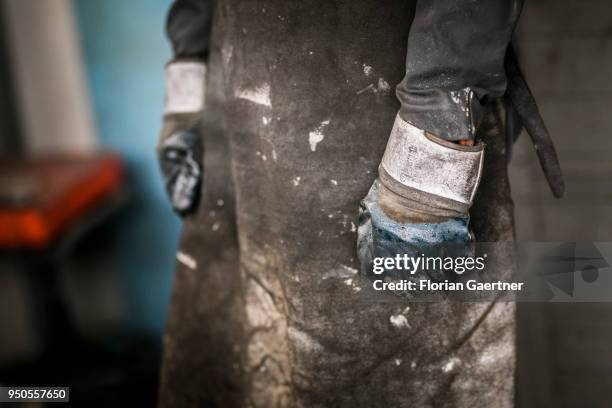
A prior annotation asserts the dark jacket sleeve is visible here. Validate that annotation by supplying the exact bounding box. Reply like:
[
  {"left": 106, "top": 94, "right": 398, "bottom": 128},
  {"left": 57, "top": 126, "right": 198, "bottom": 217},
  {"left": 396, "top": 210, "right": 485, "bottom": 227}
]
[
  {"left": 396, "top": 0, "right": 524, "bottom": 141},
  {"left": 166, "top": 0, "right": 214, "bottom": 60}
]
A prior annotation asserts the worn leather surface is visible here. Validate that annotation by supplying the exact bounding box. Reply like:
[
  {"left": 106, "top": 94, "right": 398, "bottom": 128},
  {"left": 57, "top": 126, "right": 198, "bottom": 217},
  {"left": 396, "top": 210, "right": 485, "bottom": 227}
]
[
  {"left": 159, "top": 1, "right": 516, "bottom": 407},
  {"left": 158, "top": 14, "right": 246, "bottom": 407}
]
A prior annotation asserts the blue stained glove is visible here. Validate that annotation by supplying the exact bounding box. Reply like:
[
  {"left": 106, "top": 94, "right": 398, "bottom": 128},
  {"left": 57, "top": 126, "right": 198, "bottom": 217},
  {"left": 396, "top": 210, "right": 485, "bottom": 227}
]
[{"left": 357, "top": 115, "right": 484, "bottom": 290}]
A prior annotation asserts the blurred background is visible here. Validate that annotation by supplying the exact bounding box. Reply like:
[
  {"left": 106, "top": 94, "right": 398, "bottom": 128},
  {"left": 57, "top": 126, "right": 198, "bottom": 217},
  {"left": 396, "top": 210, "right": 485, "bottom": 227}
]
[
  {"left": 512, "top": 1, "right": 612, "bottom": 406},
  {"left": 0, "top": 0, "right": 610, "bottom": 406},
  {"left": 0, "top": 0, "right": 177, "bottom": 404}
]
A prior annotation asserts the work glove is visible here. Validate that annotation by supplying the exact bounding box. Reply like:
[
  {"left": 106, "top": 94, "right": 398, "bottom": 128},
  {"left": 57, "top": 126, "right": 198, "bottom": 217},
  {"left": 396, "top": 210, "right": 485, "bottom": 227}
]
[
  {"left": 357, "top": 115, "right": 484, "bottom": 286},
  {"left": 157, "top": 60, "right": 206, "bottom": 216}
]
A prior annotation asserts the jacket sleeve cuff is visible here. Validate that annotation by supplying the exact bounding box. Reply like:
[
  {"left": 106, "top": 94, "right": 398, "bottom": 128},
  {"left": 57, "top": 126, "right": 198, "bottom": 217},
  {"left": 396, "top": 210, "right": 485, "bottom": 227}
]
[{"left": 380, "top": 114, "right": 484, "bottom": 208}]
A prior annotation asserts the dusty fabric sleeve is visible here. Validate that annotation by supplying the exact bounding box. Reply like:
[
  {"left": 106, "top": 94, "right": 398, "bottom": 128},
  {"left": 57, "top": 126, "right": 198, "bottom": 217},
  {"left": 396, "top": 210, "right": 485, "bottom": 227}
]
[
  {"left": 396, "top": 0, "right": 524, "bottom": 141},
  {"left": 166, "top": 0, "right": 214, "bottom": 60}
]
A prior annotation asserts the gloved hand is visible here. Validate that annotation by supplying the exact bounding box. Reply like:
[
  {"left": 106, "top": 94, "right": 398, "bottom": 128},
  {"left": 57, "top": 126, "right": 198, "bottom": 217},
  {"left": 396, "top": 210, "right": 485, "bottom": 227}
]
[
  {"left": 357, "top": 115, "right": 484, "bottom": 283},
  {"left": 157, "top": 60, "right": 206, "bottom": 216}
]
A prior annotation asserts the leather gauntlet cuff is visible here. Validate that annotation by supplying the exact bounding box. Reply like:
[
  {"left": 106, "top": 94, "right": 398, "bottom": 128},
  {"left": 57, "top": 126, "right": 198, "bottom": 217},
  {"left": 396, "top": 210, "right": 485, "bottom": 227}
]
[
  {"left": 379, "top": 115, "right": 485, "bottom": 214},
  {"left": 164, "top": 60, "right": 207, "bottom": 115}
]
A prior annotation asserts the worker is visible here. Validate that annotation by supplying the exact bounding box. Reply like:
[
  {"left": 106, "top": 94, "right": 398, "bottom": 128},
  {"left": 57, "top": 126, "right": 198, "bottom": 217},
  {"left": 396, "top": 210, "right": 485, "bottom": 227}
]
[{"left": 156, "top": 1, "right": 563, "bottom": 406}]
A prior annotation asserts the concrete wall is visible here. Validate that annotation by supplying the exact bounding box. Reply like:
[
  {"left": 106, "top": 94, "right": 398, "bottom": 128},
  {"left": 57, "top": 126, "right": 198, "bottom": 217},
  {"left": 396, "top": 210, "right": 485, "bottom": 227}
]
[{"left": 511, "top": 0, "right": 612, "bottom": 406}]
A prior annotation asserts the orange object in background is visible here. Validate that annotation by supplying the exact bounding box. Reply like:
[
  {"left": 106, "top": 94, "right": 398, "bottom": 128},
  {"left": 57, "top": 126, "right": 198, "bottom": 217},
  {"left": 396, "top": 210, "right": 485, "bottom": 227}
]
[{"left": 0, "top": 153, "right": 124, "bottom": 249}]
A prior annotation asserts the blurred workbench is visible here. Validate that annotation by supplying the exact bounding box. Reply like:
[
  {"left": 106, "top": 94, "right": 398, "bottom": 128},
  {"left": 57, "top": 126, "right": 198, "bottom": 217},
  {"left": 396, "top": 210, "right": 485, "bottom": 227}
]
[
  {"left": 0, "top": 153, "right": 124, "bottom": 250},
  {"left": 0, "top": 154, "right": 158, "bottom": 404},
  {"left": 0, "top": 153, "right": 127, "bottom": 353}
]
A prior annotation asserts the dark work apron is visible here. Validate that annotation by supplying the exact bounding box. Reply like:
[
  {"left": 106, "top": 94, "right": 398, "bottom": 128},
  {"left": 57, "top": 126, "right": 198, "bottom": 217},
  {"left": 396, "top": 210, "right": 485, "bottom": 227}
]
[{"left": 159, "top": 1, "right": 516, "bottom": 407}]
